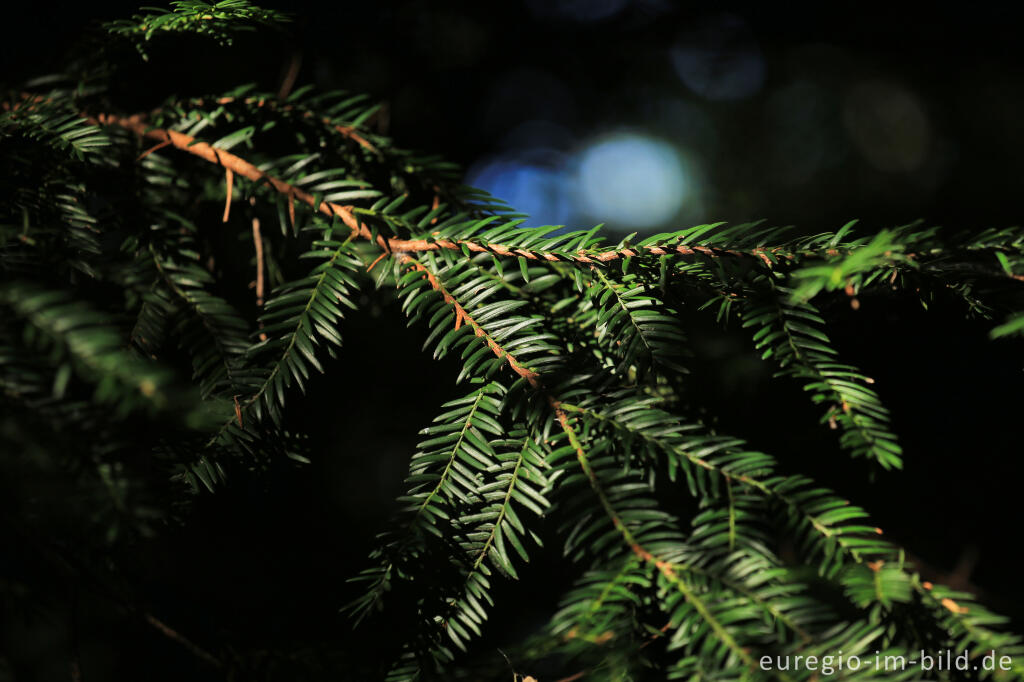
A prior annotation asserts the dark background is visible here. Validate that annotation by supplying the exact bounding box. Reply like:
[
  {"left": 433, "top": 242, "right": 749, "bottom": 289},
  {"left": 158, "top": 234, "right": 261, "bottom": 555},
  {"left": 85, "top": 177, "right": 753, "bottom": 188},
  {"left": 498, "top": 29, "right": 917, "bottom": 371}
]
[{"left": 2, "top": 2, "right": 1023, "bottom": 680}]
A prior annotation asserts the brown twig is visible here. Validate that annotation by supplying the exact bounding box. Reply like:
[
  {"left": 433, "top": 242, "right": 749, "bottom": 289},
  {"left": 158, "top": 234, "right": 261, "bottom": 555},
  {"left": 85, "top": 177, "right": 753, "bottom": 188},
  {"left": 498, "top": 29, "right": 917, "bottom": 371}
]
[
  {"left": 137, "top": 139, "right": 172, "bottom": 161},
  {"left": 399, "top": 255, "right": 540, "bottom": 388},
  {"left": 250, "top": 196, "right": 267, "bottom": 341},
  {"left": 92, "top": 93, "right": 381, "bottom": 171},
  {"left": 553, "top": 403, "right": 675, "bottom": 575},
  {"left": 1, "top": 514, "right": 224, "bottom": 672},
  {"left": 638, "top": 620, "right": 673, "bottom": 649},
  {"left": 276, "top": 51, "right": 303, "bottom": 100},
  {"left": 64, "top": 107, "right": 1024, "bottom": 285},
  {"left": 38, "top": 108, "right": 1024, "bottom": 284},
  {"left": 112, "top": 109, "right": 1020, "bottom": 281},
  {"left": 91, "top": 113, "right": 803, "bottom": 268},
  {"left": 222, "top": 168, "right": 234, "bottom": 223},
  {"left": 429, "top": 187, "right": 441, "bottom": 225},
  {"left": 143, "top": 613, "right": 223, "bottom": 670},
  {"left": 365, "top": 251, "right": 388, "bottom": 272},
  {"left": 93, "top": 113, "right": 388, "bottom": 248},
  {"left": 87, "top": 113, "right": 810, "bottom": 269}
]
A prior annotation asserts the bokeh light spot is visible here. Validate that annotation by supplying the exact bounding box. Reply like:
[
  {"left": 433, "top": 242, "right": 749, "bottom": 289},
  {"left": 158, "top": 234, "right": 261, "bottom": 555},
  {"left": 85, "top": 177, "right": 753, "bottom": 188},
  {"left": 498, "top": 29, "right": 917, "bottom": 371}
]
[
  {"left": 670, "top": 14, "right": 764, "bottom": 101},
  {"left": 843, "top": 81, "right": 930, "bottom": 173},
  {"left": 574, "top": 133, "right": 689, "bottom": 228},
  {"left": 466, "top": 151, "right": 575, "bottom": 227}
]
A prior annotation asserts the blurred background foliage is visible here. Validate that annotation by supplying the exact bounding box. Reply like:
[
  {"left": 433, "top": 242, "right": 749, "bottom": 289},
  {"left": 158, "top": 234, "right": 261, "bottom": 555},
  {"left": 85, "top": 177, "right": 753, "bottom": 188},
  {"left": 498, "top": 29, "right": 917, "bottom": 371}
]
[{"left": 1, "top": 2, "right": 1023, "bottom": 680}]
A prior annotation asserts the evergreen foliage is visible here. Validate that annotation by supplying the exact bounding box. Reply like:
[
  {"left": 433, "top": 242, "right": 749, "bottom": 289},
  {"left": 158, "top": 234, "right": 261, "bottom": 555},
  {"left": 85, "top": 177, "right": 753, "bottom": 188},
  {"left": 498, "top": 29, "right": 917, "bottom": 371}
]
[{"left": 2, "top": 4, "right": 1023, "bottom": 680}]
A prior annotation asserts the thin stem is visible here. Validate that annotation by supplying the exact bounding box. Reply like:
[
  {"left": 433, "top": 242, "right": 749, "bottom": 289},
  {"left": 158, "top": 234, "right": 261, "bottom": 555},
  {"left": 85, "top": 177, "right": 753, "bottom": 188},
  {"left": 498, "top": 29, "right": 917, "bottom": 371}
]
[
  {"left": 552, "top": 403, "right": 758, "bottom": 670},
  {"left": 1, "top": 514, "right": 224, "bottom": 672},
  {"left": 250, "top": 196, "right": 267, "bottom": 340}
]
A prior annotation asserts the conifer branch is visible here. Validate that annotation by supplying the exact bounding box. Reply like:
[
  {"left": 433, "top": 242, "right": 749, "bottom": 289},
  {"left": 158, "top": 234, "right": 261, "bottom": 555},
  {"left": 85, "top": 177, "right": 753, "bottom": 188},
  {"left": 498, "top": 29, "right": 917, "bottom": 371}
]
[
  {"left": 87, "top": 111, "right": 1024, "bottom": 304},
  {"left": 179, "top": 95, "right": 378, "bottom": 152},
  {"left": 397, "top": 254, "right": 542, "bottom": 388},
  {"left": 91, "top": 113, "right": 388, "bottom": 250},
  {"left": 6, "top": 53, "right": 1022, "bottom": 678},
  {"left": 553, "top": 404, "right": 759, "bottom": 671}
]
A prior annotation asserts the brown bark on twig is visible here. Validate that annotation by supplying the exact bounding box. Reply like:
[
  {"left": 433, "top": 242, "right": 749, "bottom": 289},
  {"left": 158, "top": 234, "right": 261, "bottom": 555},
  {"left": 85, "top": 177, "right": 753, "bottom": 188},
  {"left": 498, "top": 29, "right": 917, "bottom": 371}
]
[
  {"left": 276, "top": 51, "right": 303, "bottom": 100},
  {"left": 222, "top": 168, "right": 234, "bottom": 223},
  {"left": 250, "top": 197, "right": 267, "bottom": 341},
  {"left": 93, "top": 113, "right": 387, "bottom": 248},
  {"left": 137, "top": 139, "right": 171, "bottom": 161},
  {"left": 93, "top": 114, "right": 795, "bottom": 268},
  {"left": 143, "top": 613, "right": 223, "bottom": 670},
  {"left": 400, "top": 255, "right": 540, "bottom": 388}
]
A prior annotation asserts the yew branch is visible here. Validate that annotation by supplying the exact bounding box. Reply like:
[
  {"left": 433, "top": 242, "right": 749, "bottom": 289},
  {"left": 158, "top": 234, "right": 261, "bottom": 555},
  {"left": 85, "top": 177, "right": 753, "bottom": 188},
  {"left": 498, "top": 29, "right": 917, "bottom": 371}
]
[
  {"left": 398, "top": 254, "right": 541, "bottom": 389},
  {"left": 91, "top": 114, "right": 792, "bottom": 267}
]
